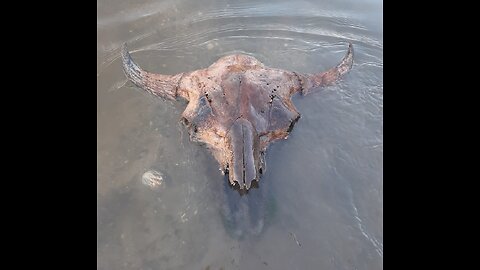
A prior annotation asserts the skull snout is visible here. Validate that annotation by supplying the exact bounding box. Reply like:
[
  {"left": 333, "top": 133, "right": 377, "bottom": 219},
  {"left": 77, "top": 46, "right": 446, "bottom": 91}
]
[{"left": 227, "top": 118, "right": 261, "bottom": 190}]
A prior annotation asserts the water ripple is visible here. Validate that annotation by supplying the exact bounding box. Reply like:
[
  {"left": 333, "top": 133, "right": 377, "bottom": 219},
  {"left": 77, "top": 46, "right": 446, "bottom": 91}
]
[{"left": 98, "top": 0, "right": 382, "bottom": 75}]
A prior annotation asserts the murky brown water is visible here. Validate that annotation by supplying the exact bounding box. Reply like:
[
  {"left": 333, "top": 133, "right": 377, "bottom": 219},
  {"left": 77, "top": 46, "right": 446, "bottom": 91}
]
[{"left": 97, "top": 0, "right": 382, "bottom": 269}]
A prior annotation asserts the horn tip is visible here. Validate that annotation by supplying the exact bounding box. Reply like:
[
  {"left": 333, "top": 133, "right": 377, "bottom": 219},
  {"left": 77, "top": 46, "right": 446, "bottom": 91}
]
[
  {"left": 121, "top": 43, "right": 130, "bottom": 61},
  {"left": 120, "top": 42, "right": 141, "bottom": 76},
  {"left": 344, "top": 42, "right": 354, "bottom": 69}
]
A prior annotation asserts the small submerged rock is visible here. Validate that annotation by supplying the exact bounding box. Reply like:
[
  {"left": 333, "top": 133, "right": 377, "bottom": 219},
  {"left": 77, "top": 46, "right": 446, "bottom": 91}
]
[{"left": 142, "top": 170, "right": 164, "bottom": 190}]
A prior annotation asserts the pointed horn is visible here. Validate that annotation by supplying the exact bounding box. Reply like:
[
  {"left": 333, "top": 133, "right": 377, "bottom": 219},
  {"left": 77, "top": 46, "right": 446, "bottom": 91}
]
[
  {"left": 121, "top": 43, "right": 183, "bottom": 100},
  {"left": 299, "top": 43, "right": 354, "bottom": 95}
]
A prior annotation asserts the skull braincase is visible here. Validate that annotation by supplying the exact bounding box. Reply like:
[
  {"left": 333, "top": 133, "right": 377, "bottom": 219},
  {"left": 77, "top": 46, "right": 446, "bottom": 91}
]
[{"left": 180, "top": 55, "right": 301, "bottom": 172}]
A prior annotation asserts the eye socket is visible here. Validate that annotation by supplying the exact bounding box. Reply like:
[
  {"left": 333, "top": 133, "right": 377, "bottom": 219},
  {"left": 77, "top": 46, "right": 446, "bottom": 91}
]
[
  {"left": 287, "top": 115, "right": 300, "bottom": 133},
  {"left": 181, "top": 117, "right": 199, "bottom": 133},
  {"left": 287, "top": 120, "right": 295, "bottom": 133}
]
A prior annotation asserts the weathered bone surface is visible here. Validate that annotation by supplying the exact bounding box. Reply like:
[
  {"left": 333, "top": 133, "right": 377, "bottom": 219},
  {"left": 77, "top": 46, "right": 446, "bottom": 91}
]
[{"left": 122, "top": 43, "right": 353, "bottom": 190}]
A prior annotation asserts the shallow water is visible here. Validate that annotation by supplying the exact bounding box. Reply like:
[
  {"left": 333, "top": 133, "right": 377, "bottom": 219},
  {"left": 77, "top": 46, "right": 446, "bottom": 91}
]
[{"left": 97, "top": 0, "right": 383, "bottom": 269}]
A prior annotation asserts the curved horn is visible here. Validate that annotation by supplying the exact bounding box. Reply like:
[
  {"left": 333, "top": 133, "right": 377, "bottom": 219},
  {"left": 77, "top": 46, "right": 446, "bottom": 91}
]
[
  {"left": 299, "top": 43, "right": 354, "bottom": 95},
  {"left": 121, "top": 43, "right": 183, "bottom": 100}
]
